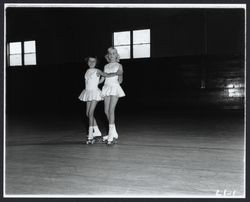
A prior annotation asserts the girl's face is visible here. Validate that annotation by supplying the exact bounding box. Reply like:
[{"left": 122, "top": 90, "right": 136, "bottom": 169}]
[
  {"left": 88, "top": 58, "right": 97, "bottom": 68},
  {"left": 108, "top": 49, "right": 117, "bottom": 62}
]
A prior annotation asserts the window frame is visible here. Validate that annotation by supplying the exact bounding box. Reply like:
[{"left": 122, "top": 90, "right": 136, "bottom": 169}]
[
  {"left": 113, "top": 29, "right": 151, "bottom": 60},
  {"left": 7, "top": 40, "right": 37, "bottom": 67},
  {"left": 24, "top": 40, "right": 37, "bottom": 66},
  {"left": 132, "top": 29, "right": 151, "bottom": 59},
  {"left": 8, "top": 42, "right": 22, "bottom": 67}
]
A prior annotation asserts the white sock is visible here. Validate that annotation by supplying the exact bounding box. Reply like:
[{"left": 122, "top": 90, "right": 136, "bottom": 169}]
[
  {"left": 109, "top": 124, "right": 115, "bottom": 131},
  {"left": 93, "top": 125, "right": 101, "bottom": 133},
  {"left": 112, "top": 124, "right": 118, "bottom": 138},
  {"left": 88, "top": 126, "right": 93, "bottom": 139},
  {"left": 89, "top": 126, "right": 93, "bottom": 132},
  {"left": 93, "top": 125, "right": 101, "bottom": 137},
  {"left": 113, "top": 124, "right": 117, "bottom": 132}
]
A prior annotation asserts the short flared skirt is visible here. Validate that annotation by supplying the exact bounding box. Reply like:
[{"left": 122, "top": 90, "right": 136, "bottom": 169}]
[
  {"left": 101, "top": 84, "right": 125, "bottom": 98},
  {"left": 78, "top": 89, "right": 103, "bottom": 102}
]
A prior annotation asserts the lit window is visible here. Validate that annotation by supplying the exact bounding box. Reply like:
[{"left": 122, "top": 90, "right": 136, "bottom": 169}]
[
  {"left": 133, "top": 29, "right": 150, "bottom": 58},
  {"left": 113, "top": 29, "right": 150, "bottom": 59},
  {"left": 24, "top": 41, "right": 36, "bottom": 65},
  {"left": 8, "top": 40, "right": 37, "bottom": 66},
  {"left": 9, "top": 42, "right": 22, "bottom": 66},
  {"left": 114, "top": 31, "right": 131, "bottom": 59}
]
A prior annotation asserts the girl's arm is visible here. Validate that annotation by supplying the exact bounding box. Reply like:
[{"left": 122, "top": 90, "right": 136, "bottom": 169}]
[
  {"left": 117, "top": 64, "right": 124, "bottom": 84},
  {"left": 115, "top": 64, "right": 124, "bottom": 76},
  {"left": 99, "top": 77, "right": 105, "bottom": 84},
  {"left": 96, "top": 69, "right": 117, "bottom": 78},
  {"left": 118, "top": 75, "right": 123, "bottom": 84}
]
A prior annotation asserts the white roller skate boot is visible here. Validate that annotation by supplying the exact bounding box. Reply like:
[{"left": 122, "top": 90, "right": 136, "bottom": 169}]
[
  {"left": 113, "top": 124, "right": 119, "bottom": 141},
  {"left": 102, "top": 135, "right": 109, "bottom": 142},
  {"left": 86, "top": 126, "right": 94, "bottom": 144},
  {"left": 107, "top": 124, "right": 118, "bottom": 145},
  {"left": 102, "top": 124, "right": 112, "bottom": 142},
  {"left": 92, "top": 125, "right": 102, "bottom": 143}
]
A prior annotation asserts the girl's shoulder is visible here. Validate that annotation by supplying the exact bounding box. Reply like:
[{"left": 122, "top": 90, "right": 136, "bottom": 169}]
[
  {"left": 115, "top": 62, "right": 122, "bottom": 69},
  {"left": 87, "top": 68, "right": 98, "bottom": 72},
  {"left": 85, "top": 68, "right": 90, "bottom": 74},
  {"left": 104, "top": 62, "right": 120, "bottom": 70},
  {"left": 110, "top": 62, "right": 121, "bottom": 66},
  {"left": 85, "top": 68, "right": 97, "bottom": 75},
  {"left": 93, "top": 68, "right": 100, "bottom": 73}
]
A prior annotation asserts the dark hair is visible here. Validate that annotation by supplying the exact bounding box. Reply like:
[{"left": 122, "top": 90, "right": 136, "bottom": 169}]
[{"left": 84, "top": 56, "right": 99, "bottom": 67}]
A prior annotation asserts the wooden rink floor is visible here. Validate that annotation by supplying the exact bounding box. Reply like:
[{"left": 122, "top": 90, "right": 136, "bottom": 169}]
[{"left": 5, "top": 112, "right": 245, "bottom": 197}]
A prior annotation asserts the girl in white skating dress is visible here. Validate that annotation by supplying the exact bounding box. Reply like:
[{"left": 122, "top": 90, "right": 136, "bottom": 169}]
[
  {"left": 79, "top": 56, "right": 117, "bottom": 144},
  {"left": 102, "top": 47, "right": 125, "bottom": 145}
]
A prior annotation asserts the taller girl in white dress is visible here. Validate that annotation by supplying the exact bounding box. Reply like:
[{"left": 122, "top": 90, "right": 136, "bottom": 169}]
[{"left": 102, "top": 47, "right": 125, "bottom": 145}]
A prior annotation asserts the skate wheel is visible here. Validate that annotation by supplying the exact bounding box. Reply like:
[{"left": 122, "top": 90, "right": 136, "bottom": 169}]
[
  {"left": 107, "top": 139, "right": 117, "bottom": 145},
  {"left": 94, "top": 137, "right": 101, "bottom": 143},
  {"left": 86, "top": 139, "right": 94, "bottom": 145}
]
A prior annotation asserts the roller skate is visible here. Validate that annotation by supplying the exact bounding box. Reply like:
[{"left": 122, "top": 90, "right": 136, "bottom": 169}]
[
  {"left": 106, "top": 124, "right": 118, "bottom": 146},
  {"left": 86, "top": 138, "right": 95, "bottom": 144},
  {"left": 86, "top": 136, "right": 103, "bottom": 144},
  {"left": 86, "top": 126, "right": 103, "bottom": 144},
  {"left": 107, "top": 137, "right": 118, "bottom": 145},
  {"left": 102, "top": 124, "right": 115, "bottom": 143},
  {"left": 86, "top": 126, "right": 94, "bottom": 145},
  {"left": 102, "top": 135, "right": 109, "bottom": 142},
  {"left": 103, "top": 134, "right": 118, "bottom": 145}
]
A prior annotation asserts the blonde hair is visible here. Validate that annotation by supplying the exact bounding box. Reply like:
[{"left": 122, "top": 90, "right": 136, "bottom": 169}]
[{"left": 105, "top": 47, "right": 120, "bottom": 63}]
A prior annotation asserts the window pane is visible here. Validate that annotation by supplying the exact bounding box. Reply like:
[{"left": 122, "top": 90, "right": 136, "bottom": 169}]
[
  {"left": 133, "top": 29, "right": 150, "bottom": 44},
  {"left": 115, "top": 45, "right": 130, "bottom": 59},
  {"left": 133, "top": 44, "right": 150, "bottom": 58},
  {"left": 24, "top": 53, "right": 36, "bottom": 65},
  {"left": 9, "top": 42, "right": 22, "bottom": 54},
  {"left": 10, "top": 54, "right": 22, "bottom": 66},
  {"left": 24, "top": 41, "right": 36, "bottom": 53},
  {"left": 114, "top": 31, "right": 130, "bottom": 46}
]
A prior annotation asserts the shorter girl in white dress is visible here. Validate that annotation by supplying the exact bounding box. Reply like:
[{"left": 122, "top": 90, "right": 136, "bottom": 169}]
[{"left": 79, "top": 56, "right": 117, "bottom": 144}]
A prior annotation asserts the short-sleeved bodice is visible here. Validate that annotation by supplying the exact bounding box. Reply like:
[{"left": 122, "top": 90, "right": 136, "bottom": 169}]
[
  {"left": 104, "top": 62, "right": 120, "bottom": 86},
  {"left": 101, "top": 62, "right": 125, "bottom": 98},
  {"left": 85, "top": 68, "right": 100, "bottom": 90},
  {"left": 78, "top": 68, "right": 103, "bottom": 102}
]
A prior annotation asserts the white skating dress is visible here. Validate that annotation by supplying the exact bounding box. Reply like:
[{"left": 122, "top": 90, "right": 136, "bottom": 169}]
[
  {"left": 79, "top": 68, "right": 103, "bottom": 102},
  {"left": 101, "top": 62, "right": 125, "bottom": 97}
]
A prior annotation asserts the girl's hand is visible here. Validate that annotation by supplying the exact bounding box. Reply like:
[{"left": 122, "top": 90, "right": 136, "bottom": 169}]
[
  {"left": 97, "top": 69, "right": 109, "bottom": 77},
  {"left": 99, "top": 77, "right": 105, "bottom": 84},
  {"left": 97, "top": 69, "right": 117, "bottom": 77}
]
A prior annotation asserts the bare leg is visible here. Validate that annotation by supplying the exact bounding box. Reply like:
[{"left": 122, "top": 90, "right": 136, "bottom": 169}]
[
  {"left": 104, "top": 96, "right": 111, "bottom": 122},
  {"left": 106, "top": 96, "right": 119, "bottom": 144},
  {"left": 85, "top": 101, "right": 93, "bottom": 143},
  {"left": 88, "top": 101, "right": 98, "bottom": 126},
  {"left": 87, "top": 102, "right": 97, "bottom": 125},
  {"left": 86, "top": 101, "right": 91, "bottom": 118},
  {"left": 109, "top": 96, "right": 119, "bottom": 124},
  {"left": 93, "top": 118, "right": 97, "bottom": 126},
  {"left": 102, "top": 96, "right": 111, "bottom": 141}
]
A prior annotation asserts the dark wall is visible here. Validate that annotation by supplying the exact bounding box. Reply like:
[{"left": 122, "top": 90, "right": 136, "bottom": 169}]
[
  {"left": 6, "top": 8, "right": 245, "bottom": 118},
  {"left": 6, "top": 8, "right": 244, "bottom": 63}
]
